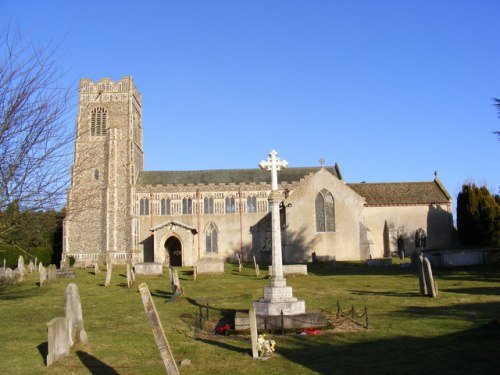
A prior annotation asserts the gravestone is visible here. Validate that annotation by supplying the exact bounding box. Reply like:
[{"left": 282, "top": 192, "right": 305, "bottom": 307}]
[
  {"left": 138, "top": 282, "right": 180, "bottom": 375},
  {"left": 249, "top": 305, "right": 259, "bottom": 359},
  {"left": 48, "top": 265, "right": 57, "bottom": 283},
  {"left": 416, "top": 254, "right": 428, "bottom": 295},
  {"left": 423, "top": 257, "right": 437, "bottom": 298},
  {"left": 94, "top": 263, "right": 99, "bottom": 276},
  {"left": 253, "top": 256, "right": 260, "bottom": 277},
  {"left": 18, "top": 255, "right": 25, "bottom": 280},
  {"left": 268, "top": 264, "right": 308, "bottom": 276},
  {"left": 64, "top": 283, "right": 88, "bottom": 346},
  {"left": 0, "top": 268, "right": 5, "bottom": 284},
  {"left": 39, "top": 266, "right": 47, "bottom": 287},
  {"left": 193, "top": 264, "right": 197, "bottom": 281},
  {"left": 105, "top": 262, "right": 112, "bottom": 287},
  {"left": 14, "top": 268, "right": 23, "bottom": 283},
  {"left": 236, "top": 253, "right": 243, "bottom": 272},
  {"left": 28, "top": 260, "right": 34, "bottom": 273},
  {"left": 127, "top": 263, "right": 133, "bottom": 288},
  {"left": 3, "top": 258, "right": 5, "bottom": 270},
  {"left": 34, "top": 257, "right": 38, "bottom": 269},
  {"left": 38, "top": 262, "right": 44, "bottom": 273},
  {"left": 46, "top": 317, "right": 70, "bottom": 366},
  {"left": 5, "top": 268, "right": 13, "bottom": 285}
]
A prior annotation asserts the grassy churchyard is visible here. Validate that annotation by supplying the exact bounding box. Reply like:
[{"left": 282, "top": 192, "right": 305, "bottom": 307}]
[{"left": 0, "top": 260, "right": 499, "bottom": 375}]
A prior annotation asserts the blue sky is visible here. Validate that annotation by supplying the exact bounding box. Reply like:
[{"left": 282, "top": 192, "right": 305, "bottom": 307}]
[{"left": 2, "top": 1, "right": 499, "bottom": 209}]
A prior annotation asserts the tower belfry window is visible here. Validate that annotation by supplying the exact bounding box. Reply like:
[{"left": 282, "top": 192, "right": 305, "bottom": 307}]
[{"left": 91, "top": 107, "right": 107, "bottom": 136}]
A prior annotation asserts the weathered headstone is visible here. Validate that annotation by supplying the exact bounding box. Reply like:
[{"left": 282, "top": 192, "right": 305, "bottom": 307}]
[
  {"left": 64, "top": 283, "right": 88, "bottom": 346},
  {"left": 249, "top": 305, "right": 259, "bottom": 359},
  {"left": 138, "top": 282, "right": 180, "bottom": 375},
  {"left": 94, "top": 263, "right": 99, "bottom": 276},
  {"left": 193, "top": 264, "right": 197, "bottom": 281},
  {"left": 253, "top": 256, "right": 260, "bottom": 276},
  {"left": 2, "top": 258, "right": 5, "bottom": 270},
  {"left": 18, "top": 255, "right": 25, "bottom": 280},
  {"left": 0, "top": 268, "right": 5, "bottom": 284},
  {"left": 38, "top": 262, "right": 44, "bottom": 273},
  {"left": 28, "top": 260, "right": 34, "bottom": 273},
  {"left": 105, "top": 262, "right": 112, "bottom": 287},
  {"left": 423, "top": 257, "right": 437, "bottom": 298},
  {"left": 417, "top": 254, "right": 427, "bottom": 295},
  {"left": 34, "top": 257, "right": 38, "bottom": 269},
  {"left": 48, "top": 265, "right": 57, "bottom": 284},
  {"left": 39, "top": 266, "right": 47, "bottom": 287},
  {"left": 14, "top": 268, "right": 23, "bottom": 283},
  {"left": 5, "top": 268, "right": 13, "bottom": 285},
  {"left": 46, "top": 317, "right": 70, "bottom": 366},
  {"left": 236, "top": 253, "right": 243, "bottom": 273},
  {"left": 168, "top": 269, "right": 183, "bottom": 302},
  {"left": 127, "top": 263, "right": 133, "bottom": 288}
]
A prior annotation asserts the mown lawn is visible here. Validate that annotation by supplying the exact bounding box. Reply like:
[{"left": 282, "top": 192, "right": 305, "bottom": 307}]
[{"left": 0, "top": 260, "right": 499, "bottom": 374}]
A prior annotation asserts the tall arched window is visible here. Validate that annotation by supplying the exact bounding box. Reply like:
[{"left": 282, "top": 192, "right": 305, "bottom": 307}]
[
  {"left": 160, "top": 198, "right": 171, "bottom": 216},
  {"left": 247, "top": 196, "right": 257, "bottom": 213},
  {"left": 315, "top": 189, "right": 335, "bottom": 232},
  {"left": 225, "top": 196, "right": 236, "bottom": 213},
  {"left": 139, "top": 197, "right": 150, "bottom": 216},
  {"left": 205, "top": 222, "right": 218, "bottom": 253},
  {"left": 91, "top": 107, "right": 107, "bottom": 136},
  {"left": 204, "top": 196, "right": 214, "bottom": 214},
  {"left": 182, "top": 197, "right": 192, "bottom": 215}
]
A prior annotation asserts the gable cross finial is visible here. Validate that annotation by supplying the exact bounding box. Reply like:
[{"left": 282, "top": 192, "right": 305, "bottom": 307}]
[{"left": 319, "top": 158, "right": 326, "bottom": 167}]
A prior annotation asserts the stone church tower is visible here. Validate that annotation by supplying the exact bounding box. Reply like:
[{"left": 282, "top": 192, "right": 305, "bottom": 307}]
[{"left": 63, "top": 77, "right": 144, "bottom": 264}]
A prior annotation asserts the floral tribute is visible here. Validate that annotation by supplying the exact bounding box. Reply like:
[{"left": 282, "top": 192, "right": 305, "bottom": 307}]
[{"left": 256, "top": 334, "right": 276, "bottom": 357}]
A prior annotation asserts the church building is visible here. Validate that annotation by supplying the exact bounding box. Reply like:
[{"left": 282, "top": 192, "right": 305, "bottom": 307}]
[{"left": 63, "top": 77, "right": 455, "bottom": 266}]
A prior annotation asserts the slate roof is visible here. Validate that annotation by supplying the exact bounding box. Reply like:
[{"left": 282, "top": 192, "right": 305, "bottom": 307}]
[
  {"left": 137, "top": 166, "right": 340, "bottom": 186},
  {"left": 348, "top": 180, "right": 451, "bottom": 206}
]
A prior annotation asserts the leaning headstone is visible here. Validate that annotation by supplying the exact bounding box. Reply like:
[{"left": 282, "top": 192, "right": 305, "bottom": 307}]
[
  {"left": 249, "top": 305, "right": 259, "bottom": 359},
  {"left": 169, "top": 269, "right": 183, "bottom": 302},
  {"left": 138, "top": 283, "right": 180, "bottom": 375},
  {"left": 105, "top": 262, "right": 112, "bottom": 287},
  {"left": 236, "top": 253, "right": 243, "bottom": 273},
  {"left": 39, "top": 266, "right": 47, "bottom": 287},
  {"left": 127, "top": 263, "right": 133, "bottom": 288},
  {"left": 417, "top": 254, "right": 428, "bottom": 295},
  {"left": 46, "top": 317, "right": 70, "bottom": 366},
  {"left": 253, "top": 256, "right": 260, "bottom": 277},
  {"left": 64, "top": 283, "right": 88, "bottom": 346},
  {"left": 423, "top": 258, "right": 437, "bottom": 298}
]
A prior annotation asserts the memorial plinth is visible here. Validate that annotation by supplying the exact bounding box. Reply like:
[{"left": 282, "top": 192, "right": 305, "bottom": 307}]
[{"left": 254, "top": 151, "right": 305, "bottom": 316}]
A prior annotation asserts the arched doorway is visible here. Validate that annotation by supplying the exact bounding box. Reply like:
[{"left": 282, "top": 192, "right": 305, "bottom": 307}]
[{"left": 165, "top": 236, "right": 182, "bottom": 266}]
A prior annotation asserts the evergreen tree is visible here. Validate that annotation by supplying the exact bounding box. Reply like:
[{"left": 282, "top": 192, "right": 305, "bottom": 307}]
[{"left": 457, "top": 184, "right": 500, "bottom": 246}]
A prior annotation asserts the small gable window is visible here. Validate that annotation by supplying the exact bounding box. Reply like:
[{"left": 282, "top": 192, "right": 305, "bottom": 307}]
[
  {"left": 315, "top": 189, "right": 335, "bottom": 232},
  {"left": 91, "top": 107, "right": 107, "bottom": 136}
]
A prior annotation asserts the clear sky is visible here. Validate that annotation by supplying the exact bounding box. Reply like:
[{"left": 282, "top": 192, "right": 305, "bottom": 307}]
[{"left": 2, "top": 0, "right": 499, "bottom": 211}]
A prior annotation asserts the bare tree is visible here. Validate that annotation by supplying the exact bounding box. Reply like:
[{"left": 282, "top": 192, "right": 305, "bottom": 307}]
[
  {"left": 494, "top": 98, "right": 500, "bottom": 140},
  {"left": 0, "top": 26, "right": 73, "bottom": 241}
]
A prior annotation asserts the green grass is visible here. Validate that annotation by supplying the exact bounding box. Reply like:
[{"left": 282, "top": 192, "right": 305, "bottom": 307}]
[{"left": 0, "top": 261, "right": 499, "bottom": 374}]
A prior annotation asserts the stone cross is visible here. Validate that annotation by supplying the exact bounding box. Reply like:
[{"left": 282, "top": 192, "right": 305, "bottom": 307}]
[
  {"left": 259, "top": 150, "right": 287, "bottom": 284},
  {"left": 259, "top": 150, "right": 288, "bottom": 191}
]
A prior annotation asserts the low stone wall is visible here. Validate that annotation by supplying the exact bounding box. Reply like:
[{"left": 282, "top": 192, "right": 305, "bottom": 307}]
[
  {"left": 268, "top": 264, "right": 308, "bottom": 276},
  {"left": 196, "top": 258, "right": 224, "bottom": 274},
  {"left": 134, "top": 262, "right": 163, "bottom": 276},
  {"left": 366, "top": 258, "right": 392, "bottom": 267}
]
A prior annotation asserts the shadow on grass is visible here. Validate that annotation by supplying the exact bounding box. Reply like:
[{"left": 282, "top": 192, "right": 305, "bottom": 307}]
[
  {"left": 306, "top": 260, "right": 416, "bottom": 277},
  {"left": 350, "top": 290, "right": 421, "bottom": 298},
  {"left": 76, "top": 351, "right": 119, "bottom": 375},
  {"left": 37, "top": 341, "right": 47, "bottom": 366},
  {"left": 196, "top": 337, "right": 249, "bottom": 355},
  {"left": 441, "top": 287, "right": 500, "bottom": 296},
  {"left": 278, "top": 324, "right": 500, "bottom": 375},
  {"left": 399, "top": 301, "right": 500, "bottom": 321}
]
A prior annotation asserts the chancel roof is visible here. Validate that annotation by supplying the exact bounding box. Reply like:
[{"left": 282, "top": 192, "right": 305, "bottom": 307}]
[
  {"left": 137, "top": 166, "right": 340, "bottom": 186},
  {"left": 348, "top": 179, "right": 451, "bottom": 206}
]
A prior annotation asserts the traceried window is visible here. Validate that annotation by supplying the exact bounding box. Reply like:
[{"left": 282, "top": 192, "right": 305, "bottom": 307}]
[
  {"left": 315, "top": 189, "right": 335, "bottom": 232},
  {"left": 182, "top": 197, "right": 192, "bottom": 215},
  {"left": 247, "top": 195, "right": 257, "bottom": 213},
  {"left": 204, "top": 196, "right": 214, "bottom": 214},
  {"left": 225, "top": 196, "right": 236, "bottom": 213},
  {"left": 139, "top": 197, "right": 150, "bottom": 216},
  {"left": 160, "top": 198, "right": 171, "bottom": 216},
  {"left": 90, "top": 107, "right": 107, "bottom": 136},
  {"left": 205, "top": 222, "right": 218, "bottom": 253}
]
